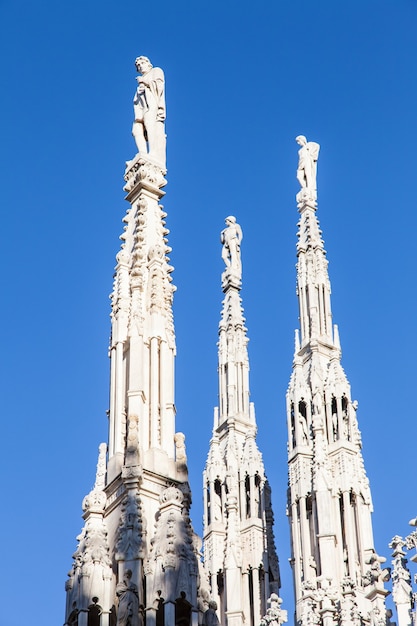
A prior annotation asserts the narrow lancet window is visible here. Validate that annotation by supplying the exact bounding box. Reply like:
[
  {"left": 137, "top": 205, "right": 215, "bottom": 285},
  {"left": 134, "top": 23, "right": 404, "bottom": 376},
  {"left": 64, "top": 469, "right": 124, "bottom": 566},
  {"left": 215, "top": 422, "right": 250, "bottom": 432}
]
[
  {"left": 245, "top": 475, "right": 251, "bottom": 518},
  {"left": 331, "top": 396, "right": 338, "bottom": 441},
  {"left": 342, "top": 396, "right": 350, "bottom": 440},
  {"left": 290, "top": 402, "right": 296, "bottom": 449},
  {"left": 213, "top": 479, "right": 222, "bottom": 522},
  {"left": 207, "top": 482, "right": 211, "bottom": 526},
  {"left": 255, "top": 474, "right": 261, "bottom": 518}
]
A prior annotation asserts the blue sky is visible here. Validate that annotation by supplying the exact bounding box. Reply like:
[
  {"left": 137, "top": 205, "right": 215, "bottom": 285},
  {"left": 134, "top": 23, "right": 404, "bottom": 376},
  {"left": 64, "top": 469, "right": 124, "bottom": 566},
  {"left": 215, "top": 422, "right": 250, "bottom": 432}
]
[{"left": 1, "top": 1, "right": 417, "bottom": 624}]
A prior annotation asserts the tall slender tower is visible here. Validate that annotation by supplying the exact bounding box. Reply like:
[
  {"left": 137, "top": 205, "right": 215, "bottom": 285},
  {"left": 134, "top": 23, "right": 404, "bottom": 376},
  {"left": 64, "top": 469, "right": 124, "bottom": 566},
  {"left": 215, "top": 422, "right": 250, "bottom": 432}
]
[
  {"left": 287, "top": 136, "right": 389, "bottom": 625},
  {"left": 64, "top": 58, "right": 210, "bottom": 626},
  {"left": 203, "top": 217, "right": 283, "bottom": 626}
]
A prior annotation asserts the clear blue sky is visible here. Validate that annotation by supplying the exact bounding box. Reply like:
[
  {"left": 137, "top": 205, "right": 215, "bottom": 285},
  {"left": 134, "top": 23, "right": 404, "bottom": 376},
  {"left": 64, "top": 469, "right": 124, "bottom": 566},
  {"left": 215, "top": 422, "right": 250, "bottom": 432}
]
[{"left": 1, "top": 1, "right": 416, "bottom": 624}]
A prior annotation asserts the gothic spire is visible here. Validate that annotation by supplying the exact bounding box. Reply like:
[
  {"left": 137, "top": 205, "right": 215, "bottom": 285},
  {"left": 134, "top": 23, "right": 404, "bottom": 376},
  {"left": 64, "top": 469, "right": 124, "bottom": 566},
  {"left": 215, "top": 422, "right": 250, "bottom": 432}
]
[
  {"left": 295, "top": 136, "right": 334, "bottom": 348},
  {"left": 217, "top": 216, "right": 253, "bottom": 428},
  {"left": 287, "top": 137, "right": 389, "bottom": 626},
  {"left": 203, "top": 217, "right": 282, "bottom": 626},
  {"left": 65, "top": 59, "right": 205, "bottom": 626}
]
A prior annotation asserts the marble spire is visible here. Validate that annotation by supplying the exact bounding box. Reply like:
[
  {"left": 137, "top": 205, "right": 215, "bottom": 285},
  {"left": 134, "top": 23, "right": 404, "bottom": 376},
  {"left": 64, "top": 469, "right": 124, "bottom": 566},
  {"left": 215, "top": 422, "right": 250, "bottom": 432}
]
[
  {"left": 65, "top": 59, "right": 209, "bottom": 626},
  {"left": 287, "top": 137, "right": 389, "bottom": 626},
  {"left": 203, "top": 217, "right": 283, "bottom": 626}
]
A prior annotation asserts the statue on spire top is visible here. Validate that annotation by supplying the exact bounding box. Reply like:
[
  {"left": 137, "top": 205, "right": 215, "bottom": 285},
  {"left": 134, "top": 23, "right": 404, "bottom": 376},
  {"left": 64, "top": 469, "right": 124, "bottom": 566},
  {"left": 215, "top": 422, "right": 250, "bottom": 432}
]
[
  {"left": 132, "top": 56, "right": 166, "bottom": 168},
  {"left": 296, "top": 135, "right": 320, "bottom": 199},
  {"left": 221, "top": 216, "right": 243, "bottom": 279}
]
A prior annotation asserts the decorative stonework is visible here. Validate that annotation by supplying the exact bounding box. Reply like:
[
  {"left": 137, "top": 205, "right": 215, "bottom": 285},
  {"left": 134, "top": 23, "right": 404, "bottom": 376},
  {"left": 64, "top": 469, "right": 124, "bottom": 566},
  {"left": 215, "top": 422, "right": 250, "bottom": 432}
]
[
  {"left": 115, "top": 489, "right": 144, "bottom": 562},
  {"left": 145, "top": 485, "right": 200, "bottom": 607},
  {"left": 390, "top": 536, "right": 412, "bottom": 610},
  {"left": 123, "top": 155, "right": 167, "bottom": 194}
]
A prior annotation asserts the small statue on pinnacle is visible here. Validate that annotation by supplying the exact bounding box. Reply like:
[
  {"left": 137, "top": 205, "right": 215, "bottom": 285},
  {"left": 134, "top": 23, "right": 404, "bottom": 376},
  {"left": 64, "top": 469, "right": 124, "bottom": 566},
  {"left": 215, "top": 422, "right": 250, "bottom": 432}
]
[
  {"left": 132, "top": 56, "right": 166, "bottom": 168},
  {"left": 296, "top": 135, "right": 320, "bottom": 199},
  {"left": 221, "top": 216, "right": 243, "bottom": 279}
]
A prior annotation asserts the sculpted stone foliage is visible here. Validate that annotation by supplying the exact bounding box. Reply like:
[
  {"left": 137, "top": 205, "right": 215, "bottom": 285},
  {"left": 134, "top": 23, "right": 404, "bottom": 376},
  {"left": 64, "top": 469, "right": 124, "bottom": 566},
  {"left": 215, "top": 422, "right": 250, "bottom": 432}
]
[
  {"left": 389, "top": 536, "right": 412, "bottom": 608},
  {"left": 123, "top": 156, "right": 167, "bottom": 193},
  {"left": 145, "top": 486, "right": 199, "bottom": 605},
  {"left": 67, "top": 514, "right": 112, "bottom": 600}
]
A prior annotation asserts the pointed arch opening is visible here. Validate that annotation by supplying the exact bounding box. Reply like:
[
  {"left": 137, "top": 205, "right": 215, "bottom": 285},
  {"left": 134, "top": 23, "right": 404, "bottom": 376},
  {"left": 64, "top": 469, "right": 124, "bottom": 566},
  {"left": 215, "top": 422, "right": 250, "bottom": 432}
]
[
  {"left": 342, "top": 395, "right": 350, "bottom": 440},
  {"left": 206, "top": 482, "right": 211, "bottom": 526},
  {"left": 290, "top": 402, "right": 296, "bottom": 449},
  {"left": 331, "top": 396, "right": 338, "bottom": 441},
  {"left": 255, "top": 473, "right": 261, "bottom": 518},
  {"left": 175, "top": 592, "right": 191, "bottom": 626},
  {"left": 298, "top": 399, "right": 308, "bottom": 445},
  {"left": 213, "top": 478, "right": 222, "bottom": 522},
  {"left": 87, "top": 598, "right": 102, "bottom": 626}
]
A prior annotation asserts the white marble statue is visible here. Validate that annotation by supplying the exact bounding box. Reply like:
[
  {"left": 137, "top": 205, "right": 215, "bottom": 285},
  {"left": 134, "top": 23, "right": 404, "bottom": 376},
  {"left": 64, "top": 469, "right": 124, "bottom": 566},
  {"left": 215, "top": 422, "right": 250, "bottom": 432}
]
[
  {"left": 132, "top": 56, "right": 166, "bottom": 168},
  {"left": 296, "top": 135, "right": 320, "bottom": 194},
  {"left": 116, "top": 569, "right": 140, "bottom": 626},
  {"left": 221, "top": 216, "right": 243, "bottom": 277}
]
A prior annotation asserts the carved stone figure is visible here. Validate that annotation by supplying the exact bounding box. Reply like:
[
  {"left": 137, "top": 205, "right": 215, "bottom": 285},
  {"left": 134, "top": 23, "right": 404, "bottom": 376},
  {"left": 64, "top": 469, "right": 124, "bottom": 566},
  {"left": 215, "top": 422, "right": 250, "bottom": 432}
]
[
  {"left": 296, "top": 135, "right": 320, "bottom": 194},
  {"left": 221, "top": 216, "right": 243, "bottom": 278},
  {"left": 332, "top": 412, "right": 338, "bottom": 441},
  {"left": 260, "top": 594, "right": 288, "bottom": 625},
  {"left": 363, "top": 552, "right": 390, "bottom": 588},
  {"left": 202, "top": 601, "right": 220, "bottom": 626},
  {"left": 116, "top": 569, "right": 140, "bottom": 626},
  {"left": 213, "top": 489, "right": 222, "bottom": 522},
  {"left": 132, "top": 56, "right": 166, "bottom": 167},
  {"left": 174, "top": 431, "right": 187, "bottom": 463},
  {"left": 298, "top": 414, "right": 308, "bottom": 444}
]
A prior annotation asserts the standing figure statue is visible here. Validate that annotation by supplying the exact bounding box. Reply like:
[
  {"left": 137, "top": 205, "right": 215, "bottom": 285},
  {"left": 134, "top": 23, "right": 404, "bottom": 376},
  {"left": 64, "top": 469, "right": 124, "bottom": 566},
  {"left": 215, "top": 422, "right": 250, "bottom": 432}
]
[
  {"left": 221, "top": 216, "right": 243, "bottom": 278},
  {"left": 116, "top": 569, "right": 140, "bottom": 626},
  {"left": 296, "top": 135, "right": 320, "bottom": 195},
  {"left": 202, "top": 601, "right": 221, "bottom": 626},
  {"left": 133, "top": 56, "right": 166, "bottom": 168}
]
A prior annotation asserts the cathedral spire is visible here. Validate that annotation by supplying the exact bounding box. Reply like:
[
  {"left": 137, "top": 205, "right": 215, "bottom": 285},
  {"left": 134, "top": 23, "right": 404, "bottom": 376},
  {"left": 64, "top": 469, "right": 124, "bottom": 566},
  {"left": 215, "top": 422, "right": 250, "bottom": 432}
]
[
  {"left": 217, "top": 215, "right": 252, "bottom": 428},
  {"left": 287, "top": 137, "right": 389, "bottom": 626},
  {"left": 65, "top": 58, "right": 208, "bottom": 626},
  {"left": 203, "top": 217, "right": 282, "bottom": 626},
  {"left": 295, "top": 136, "right": 334, "bottom": 347}
]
